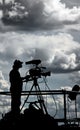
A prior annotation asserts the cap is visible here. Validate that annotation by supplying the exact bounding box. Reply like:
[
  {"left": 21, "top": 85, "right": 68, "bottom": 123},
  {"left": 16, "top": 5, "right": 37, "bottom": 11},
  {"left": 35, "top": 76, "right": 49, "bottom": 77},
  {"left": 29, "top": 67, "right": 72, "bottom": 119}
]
[{"left": 13, "top": 59, "right": 23, "bottom": 66}]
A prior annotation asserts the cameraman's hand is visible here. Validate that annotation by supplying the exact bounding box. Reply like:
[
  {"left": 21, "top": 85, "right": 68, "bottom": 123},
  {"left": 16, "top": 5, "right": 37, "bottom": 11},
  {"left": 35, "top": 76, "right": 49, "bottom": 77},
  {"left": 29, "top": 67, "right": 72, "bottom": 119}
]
[
  {"left": 24, "top": 75, "right": 30, "bottom": 81},
  {"left": 22, "top": 75, "right": 30, "bottom": 82}
]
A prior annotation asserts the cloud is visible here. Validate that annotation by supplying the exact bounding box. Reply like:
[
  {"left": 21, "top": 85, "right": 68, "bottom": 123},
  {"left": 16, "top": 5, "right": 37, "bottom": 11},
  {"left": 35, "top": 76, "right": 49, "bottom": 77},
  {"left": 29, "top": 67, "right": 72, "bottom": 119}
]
[
  {"left": 0, "top": 70, "right": 9, "bottom": 90},
  {"left": 0, "top": 0, "right": 80, "bottom": 31},
  {"left": 61, "top": 0, "right": 80, "bottom": 8},
  {"left": 0, "top": 31, "right": 80, "bottom": 75}
]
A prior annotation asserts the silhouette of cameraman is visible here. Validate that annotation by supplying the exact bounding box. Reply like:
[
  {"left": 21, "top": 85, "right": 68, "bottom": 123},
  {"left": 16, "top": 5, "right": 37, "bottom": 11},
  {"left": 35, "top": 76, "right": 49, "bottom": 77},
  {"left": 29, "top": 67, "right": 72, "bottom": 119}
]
[{"left": 9, "top": 59, "right": 26, "bottom": 116}]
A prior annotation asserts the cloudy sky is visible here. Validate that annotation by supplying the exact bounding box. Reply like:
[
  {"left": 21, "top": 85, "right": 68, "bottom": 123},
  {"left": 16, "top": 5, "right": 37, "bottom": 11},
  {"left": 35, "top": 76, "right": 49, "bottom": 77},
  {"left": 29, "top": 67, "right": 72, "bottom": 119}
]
[{"left": 0, "top": 0, "right": 80, "bottom": 119}]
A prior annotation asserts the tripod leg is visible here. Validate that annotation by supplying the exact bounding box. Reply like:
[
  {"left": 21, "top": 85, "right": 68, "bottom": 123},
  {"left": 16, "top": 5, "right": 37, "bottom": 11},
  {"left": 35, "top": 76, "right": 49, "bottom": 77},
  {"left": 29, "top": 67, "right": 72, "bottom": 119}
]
[
  {"left": 20, "top": 84, "right": 34, "bottom": 112},
  {"left": 35, "top": 84, "right": 48, "bottom": 114}
]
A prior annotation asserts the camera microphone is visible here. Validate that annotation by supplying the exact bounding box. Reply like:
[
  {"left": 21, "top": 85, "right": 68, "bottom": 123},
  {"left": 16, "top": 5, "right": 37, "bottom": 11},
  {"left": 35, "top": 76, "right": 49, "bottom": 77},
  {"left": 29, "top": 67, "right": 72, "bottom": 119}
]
[{"left": 25, "top": 59, "right": 41, "bottom": 65}]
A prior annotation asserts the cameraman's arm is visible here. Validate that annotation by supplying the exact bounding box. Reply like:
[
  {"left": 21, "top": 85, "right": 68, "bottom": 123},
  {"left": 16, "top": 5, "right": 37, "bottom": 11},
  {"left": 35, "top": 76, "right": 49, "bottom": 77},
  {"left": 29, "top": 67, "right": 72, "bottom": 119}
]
[{"left": 21, "top": 75, "right": 30, "bottom": 82}]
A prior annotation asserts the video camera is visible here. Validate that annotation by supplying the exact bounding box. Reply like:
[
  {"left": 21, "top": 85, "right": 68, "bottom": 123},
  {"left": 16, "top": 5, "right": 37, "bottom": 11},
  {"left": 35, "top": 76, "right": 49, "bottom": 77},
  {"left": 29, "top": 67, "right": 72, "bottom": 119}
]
[{"left": 25, "top": 59, "right": 51, "bottom": 79}]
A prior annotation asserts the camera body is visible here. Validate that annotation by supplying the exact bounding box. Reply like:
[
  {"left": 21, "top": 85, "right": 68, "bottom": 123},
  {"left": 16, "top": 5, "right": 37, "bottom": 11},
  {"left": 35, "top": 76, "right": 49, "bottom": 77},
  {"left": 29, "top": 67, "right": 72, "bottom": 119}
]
[
  {"left": 25, "top": 59, "right": 51, "bottom": 80},
  {"left": 29, "top": 68, "right": 41, "bottom": 77},
  {"left": 29, "top": 67, "right": 50, "bottom": 78}
]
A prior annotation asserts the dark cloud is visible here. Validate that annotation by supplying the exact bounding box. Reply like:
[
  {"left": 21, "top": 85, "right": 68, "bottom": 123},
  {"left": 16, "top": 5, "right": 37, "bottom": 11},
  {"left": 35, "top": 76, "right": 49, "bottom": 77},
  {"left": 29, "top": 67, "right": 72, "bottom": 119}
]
[
  {"left": 1, "top": 0, "right": 46, "bottom": 30},
  {"left": 0, "top": 0, "right": 80, "bottom": 31},
  {"left": 67, "top": 29, "right": 80, "bottom": 43},
  {"left": 61, "top": 0, "right": 80, "bottom": 8}
]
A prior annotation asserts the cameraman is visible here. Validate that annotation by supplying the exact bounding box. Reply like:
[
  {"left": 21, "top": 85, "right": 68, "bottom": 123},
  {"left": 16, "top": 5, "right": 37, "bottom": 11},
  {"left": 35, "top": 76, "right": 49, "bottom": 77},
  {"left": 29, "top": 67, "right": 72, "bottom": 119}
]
[{"left": 9, "top": 59, "right": 26, "bottom": 116}]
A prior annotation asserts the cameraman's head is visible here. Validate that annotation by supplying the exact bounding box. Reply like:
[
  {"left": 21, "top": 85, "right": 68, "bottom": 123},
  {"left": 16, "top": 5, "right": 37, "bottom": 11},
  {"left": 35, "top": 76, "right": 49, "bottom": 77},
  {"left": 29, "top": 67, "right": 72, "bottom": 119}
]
[{"left": 13, "top": 59, "right": 23, "bottom": 69}]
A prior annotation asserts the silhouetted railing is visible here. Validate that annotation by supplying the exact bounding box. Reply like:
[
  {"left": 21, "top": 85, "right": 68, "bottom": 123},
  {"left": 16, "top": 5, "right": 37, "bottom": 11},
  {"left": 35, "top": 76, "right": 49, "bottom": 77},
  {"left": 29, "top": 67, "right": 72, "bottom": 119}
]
[{"left": 0, "top": 89, "right": 80, "bottom": 126}]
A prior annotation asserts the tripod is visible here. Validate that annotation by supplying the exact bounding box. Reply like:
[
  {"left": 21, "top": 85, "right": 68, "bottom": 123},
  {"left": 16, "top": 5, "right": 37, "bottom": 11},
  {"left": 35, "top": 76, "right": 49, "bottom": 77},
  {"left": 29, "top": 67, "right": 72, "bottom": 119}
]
[{"left": 20, "top": 76, "right": 48, "bottom": 114}]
